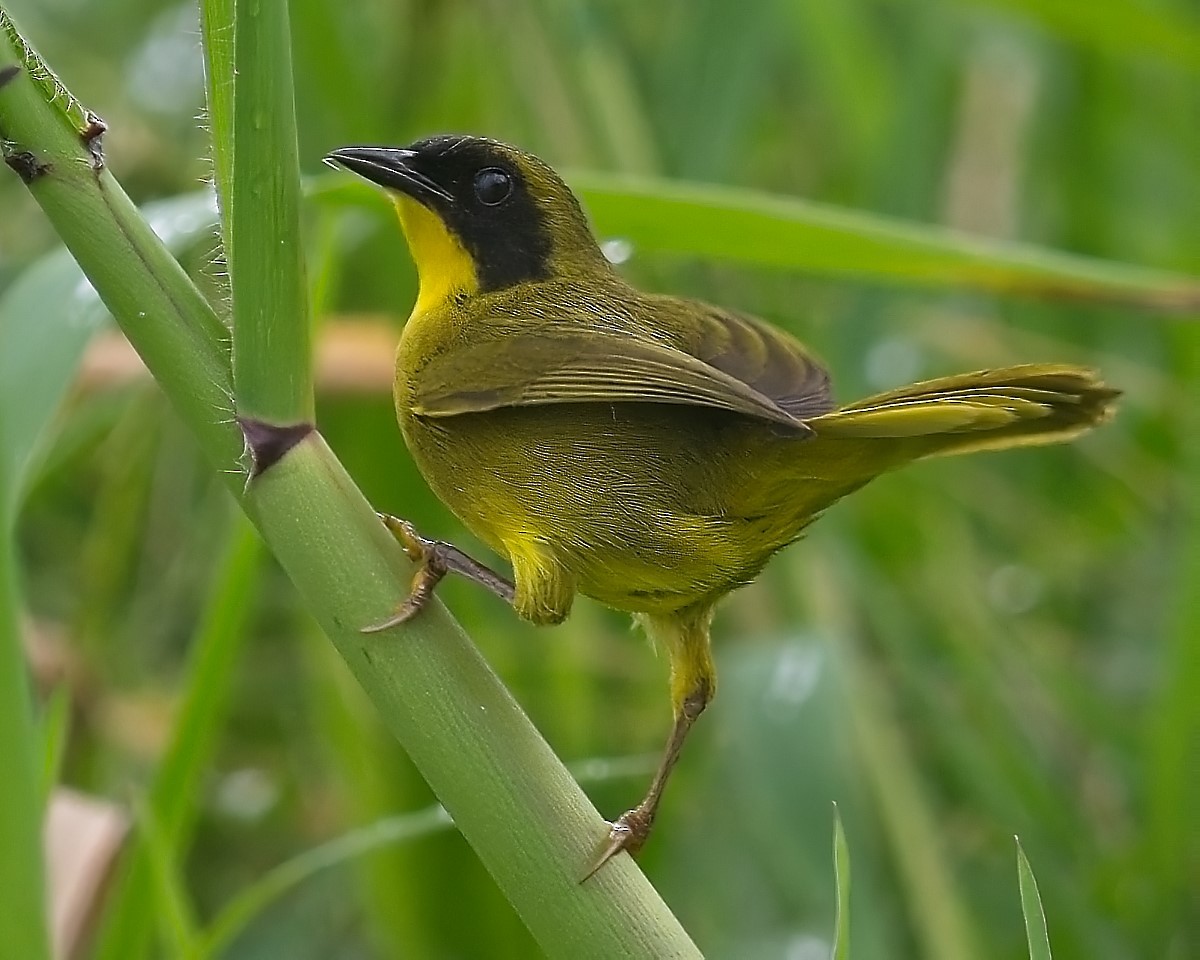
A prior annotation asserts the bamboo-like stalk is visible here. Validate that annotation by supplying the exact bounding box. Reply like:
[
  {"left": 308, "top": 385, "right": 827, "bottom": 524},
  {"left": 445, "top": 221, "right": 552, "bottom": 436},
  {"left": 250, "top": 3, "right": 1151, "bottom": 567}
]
[
  {"left": 0, "top": 8, "right": 702, "bottom": 958},
  {"left": 223, "top": 0, "right": 312, "bottom": 423}
]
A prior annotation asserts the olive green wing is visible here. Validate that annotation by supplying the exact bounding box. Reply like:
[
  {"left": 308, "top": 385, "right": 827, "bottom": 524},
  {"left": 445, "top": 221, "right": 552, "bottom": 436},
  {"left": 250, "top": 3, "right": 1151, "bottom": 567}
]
[
  {"left": 409, "top": 326, "right": 813, "bottom": 432},
  {"left": 647, "top": 296, "right": 834, "bottom": 421}
]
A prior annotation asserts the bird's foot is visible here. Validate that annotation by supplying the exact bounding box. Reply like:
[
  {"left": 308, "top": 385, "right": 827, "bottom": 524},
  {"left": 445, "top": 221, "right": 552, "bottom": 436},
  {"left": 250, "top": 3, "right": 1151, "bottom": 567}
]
[
  {"left": 363, "top": 515, "right": 514, "bottom": 632},
  {"left": 581, "top": 805, "right": 654, "bottom": 882}
]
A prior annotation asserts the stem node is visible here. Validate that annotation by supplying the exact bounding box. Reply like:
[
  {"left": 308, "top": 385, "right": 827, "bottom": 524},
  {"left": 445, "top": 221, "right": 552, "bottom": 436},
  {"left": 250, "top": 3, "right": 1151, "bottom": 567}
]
[{"left": 237, "top": 417, "right": 314, "bottom": 478}]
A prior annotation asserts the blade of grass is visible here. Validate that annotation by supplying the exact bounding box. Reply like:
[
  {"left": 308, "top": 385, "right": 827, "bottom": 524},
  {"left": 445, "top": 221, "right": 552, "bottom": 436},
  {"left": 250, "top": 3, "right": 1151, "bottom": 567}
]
[
  {"left": 485, "top": 0, "right": 594, "bottom": 166},
  {"left": 1016, "top": 838, "right": 1053, "bottom": 960},
  {"left": 200, "top": 751, "right": 658, "bottom": 957},
  {"left": 38, "top": 685, "right": 70, "bottom": 803},
  {"left": 200, "top": 804, "right": 451, "bottom": 959},
  {"left": 92, "top": 516, "right": 262, "bottom": 960},
  {"left": 645, "top": 0, "right": 777, "bottom": 180},
  {"left": 804, "top": 560, "right": 983, "bottom": 960},
  {"left": 0, "top": 248, "right": 106, "bottom": 514},
  {"left": 312, "top": 174, "right": 1200, "bottom": 311},
  {"left": 785, "top": 0, "right": 890, "bottom": 187},
  {"left": 832, "top": 803, "right": 852, "bottom": 960},
  {"left": 572, "top": 175, "right": 1200, "bottom": 311},
  {"left": 1146, "top": 328, "right": 1200, "bottom": 923},
  {"left": 847, "top": 652, "right": 982, "bottom": 960},
  {"left": 0, "top": 531, "right": 49, "bottom": 960},
  {"left": 131, "top": 797, "right": 201, "bottom": 960},
  {"left": 527, "top": 0, "right": 659, "bottom": 174}
]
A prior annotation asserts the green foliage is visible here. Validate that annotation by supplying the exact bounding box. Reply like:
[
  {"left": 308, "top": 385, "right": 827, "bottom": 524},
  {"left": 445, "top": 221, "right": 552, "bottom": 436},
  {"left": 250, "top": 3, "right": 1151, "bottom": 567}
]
[{"left": 1, "top": 0, "right": 1197, "bottom": 957}]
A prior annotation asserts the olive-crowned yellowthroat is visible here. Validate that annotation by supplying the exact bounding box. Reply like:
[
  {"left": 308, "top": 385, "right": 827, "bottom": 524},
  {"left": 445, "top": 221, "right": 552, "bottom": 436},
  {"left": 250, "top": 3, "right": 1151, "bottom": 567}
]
[{"left": 327, "top": 136, "right": 1118, "bottom": 877}]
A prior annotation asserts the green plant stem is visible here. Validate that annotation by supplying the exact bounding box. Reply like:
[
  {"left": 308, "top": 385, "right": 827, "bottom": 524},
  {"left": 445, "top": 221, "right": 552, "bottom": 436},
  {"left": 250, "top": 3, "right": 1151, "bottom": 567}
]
[
  {"left": 0, "top": 11, "right": 701, "bottom": 958},
  {"left": 0, "top": 12, "right": 239, "bottom": 474},
  {"left": 242, "top": 436, "right": 700, "bottom": 958},
  {"left": 225, "top": 0, "right": 312, "bottom": 421}
]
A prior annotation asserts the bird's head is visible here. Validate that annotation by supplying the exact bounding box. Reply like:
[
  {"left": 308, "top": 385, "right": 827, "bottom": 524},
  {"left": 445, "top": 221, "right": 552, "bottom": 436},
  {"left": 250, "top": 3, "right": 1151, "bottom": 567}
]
[{"left": 327, "top": 135, "right": 609, "bottom": 313}]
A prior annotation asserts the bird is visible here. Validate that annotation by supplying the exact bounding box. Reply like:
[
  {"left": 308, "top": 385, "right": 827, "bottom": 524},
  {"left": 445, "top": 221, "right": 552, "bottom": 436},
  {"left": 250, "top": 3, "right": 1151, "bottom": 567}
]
[{"left": 326, "top": 134, "right": 1118, "bottom": 877}]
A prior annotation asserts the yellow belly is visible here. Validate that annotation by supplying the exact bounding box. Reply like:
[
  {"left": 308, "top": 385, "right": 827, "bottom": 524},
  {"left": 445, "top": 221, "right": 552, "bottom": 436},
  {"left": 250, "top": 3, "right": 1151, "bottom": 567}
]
[{"left": 397, "top": 400, "right": 822, "bottom": 614}]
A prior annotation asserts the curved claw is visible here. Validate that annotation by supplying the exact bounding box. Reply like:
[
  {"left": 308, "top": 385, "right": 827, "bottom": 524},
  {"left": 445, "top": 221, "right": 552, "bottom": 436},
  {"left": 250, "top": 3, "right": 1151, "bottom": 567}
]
[
  {"left": 580, "top": 808, "right": 651, "bottom": 883},
  {"left": 361, "top": 596, "right": 425, "bottom": 633},
  {"left": 362, "top": 546, "right": 447, "bottom": 633},
  {"left": 367, "top": 515, "right": 514, "bottom": 636}
]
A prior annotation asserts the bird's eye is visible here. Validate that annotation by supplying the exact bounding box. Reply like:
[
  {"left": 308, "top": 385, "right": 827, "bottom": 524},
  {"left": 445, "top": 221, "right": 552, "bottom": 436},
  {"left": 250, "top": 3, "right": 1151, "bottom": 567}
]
[{"left": 473, "top": 167, "right": 513, "bottom": 206}]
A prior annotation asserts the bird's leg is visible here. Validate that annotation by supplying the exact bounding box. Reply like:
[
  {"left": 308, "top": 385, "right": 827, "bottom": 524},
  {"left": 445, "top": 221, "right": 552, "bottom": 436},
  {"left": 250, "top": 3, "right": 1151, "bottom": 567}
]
[
  {"left": 364, "top": 514, "right": 515, "bottom": 632},
  {"left": 583, "top": 680, "right": 711, "bottom": 880},
  {"left": 583, "top": 608, "right": 716, "bottom": 880}
]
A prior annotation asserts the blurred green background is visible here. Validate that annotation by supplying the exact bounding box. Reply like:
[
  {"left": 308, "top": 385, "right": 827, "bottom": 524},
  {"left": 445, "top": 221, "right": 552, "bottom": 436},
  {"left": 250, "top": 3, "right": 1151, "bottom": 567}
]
[{"left": 3, "top": 0, "right": 1197, "bottom": 957}]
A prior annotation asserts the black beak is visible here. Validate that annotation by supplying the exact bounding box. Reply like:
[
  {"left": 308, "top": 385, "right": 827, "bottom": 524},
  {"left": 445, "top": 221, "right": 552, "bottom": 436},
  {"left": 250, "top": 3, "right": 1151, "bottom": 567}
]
[{"left": 325, "top": 146, "right": 454, "bottom": 205}]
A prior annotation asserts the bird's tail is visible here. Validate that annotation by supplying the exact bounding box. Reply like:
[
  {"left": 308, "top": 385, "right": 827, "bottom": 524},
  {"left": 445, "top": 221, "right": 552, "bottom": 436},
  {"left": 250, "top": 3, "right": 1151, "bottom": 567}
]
[{"left": 808, "top": 364, "right": 1119, "bottom": 459}]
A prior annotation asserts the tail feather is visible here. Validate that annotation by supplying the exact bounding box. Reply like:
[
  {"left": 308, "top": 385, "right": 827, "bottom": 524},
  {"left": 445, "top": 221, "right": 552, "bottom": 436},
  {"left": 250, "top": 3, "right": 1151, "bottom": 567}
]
[{"left": 809, "top": 365, "right": 1119, "bottom": 459}]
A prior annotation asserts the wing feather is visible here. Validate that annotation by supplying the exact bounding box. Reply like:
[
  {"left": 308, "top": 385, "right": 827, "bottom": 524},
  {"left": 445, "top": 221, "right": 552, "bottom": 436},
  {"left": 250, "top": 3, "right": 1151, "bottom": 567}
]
[
  {"left": 406, "top": 284, "right": 832, "bottom": 432},
  {"left": 670, "top": 300, "right": 833, "bottom": 420},
  {"left": 411, "top": 329, "right": 812, "bottom": 431}
]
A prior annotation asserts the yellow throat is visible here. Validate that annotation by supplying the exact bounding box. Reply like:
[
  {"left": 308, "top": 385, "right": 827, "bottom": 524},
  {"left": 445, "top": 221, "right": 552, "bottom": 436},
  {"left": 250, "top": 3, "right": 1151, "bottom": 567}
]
[{"left": 393, "top": 195, "right": 479, "bottom": 317}]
